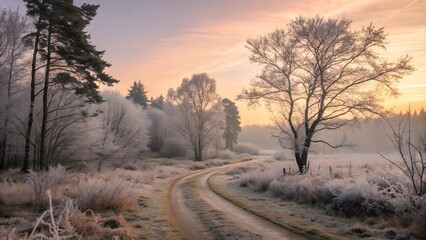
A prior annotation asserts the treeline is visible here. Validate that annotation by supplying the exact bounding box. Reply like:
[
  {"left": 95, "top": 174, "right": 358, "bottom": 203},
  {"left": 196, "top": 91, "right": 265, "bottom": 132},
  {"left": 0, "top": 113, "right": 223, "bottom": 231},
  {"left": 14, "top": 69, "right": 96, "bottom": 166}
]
[
  {"left": 240, "top": 110, "right": 426, "bottom": 153},
  {"left": 127, "top": 74, "right": 241, "bottom": 160},
  {"left": 0, "top": 3, "right": 242, "bottom": 172}
]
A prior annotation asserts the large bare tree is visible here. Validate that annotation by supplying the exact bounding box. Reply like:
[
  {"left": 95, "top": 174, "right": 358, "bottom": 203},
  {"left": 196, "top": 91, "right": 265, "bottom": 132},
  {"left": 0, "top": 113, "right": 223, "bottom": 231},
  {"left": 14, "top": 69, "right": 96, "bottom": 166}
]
[
  {"left": 239, "top": 16, "right": 414, "bottom": 173},
  {"left": 168, "top": 73, "right": 220, "bottom": 161}
]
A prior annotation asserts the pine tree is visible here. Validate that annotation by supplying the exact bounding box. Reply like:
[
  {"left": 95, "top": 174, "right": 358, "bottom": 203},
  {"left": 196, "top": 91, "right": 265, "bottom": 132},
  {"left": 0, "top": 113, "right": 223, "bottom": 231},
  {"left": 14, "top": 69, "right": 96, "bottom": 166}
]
[
  {"left": 22, "top": 0, "right": 118, "bottom": 171},
  {"left": 222, "top": 98, "right": 241, "bottom": 151},
  {"left": 127, "top": 81, "right": 149, "bottom": 108},
  {"left": 150, "top": 95, "right": 165, "bottom": 109}
]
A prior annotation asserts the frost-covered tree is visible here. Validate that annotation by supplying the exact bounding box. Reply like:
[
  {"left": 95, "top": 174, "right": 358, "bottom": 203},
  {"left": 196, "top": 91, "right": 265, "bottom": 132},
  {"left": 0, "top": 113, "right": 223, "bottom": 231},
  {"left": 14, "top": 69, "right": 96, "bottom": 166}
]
[
  {"left": 239, "top": 16, "right": 414, "bottom": 173},
  {"left": 168, "top": 73, "right": 220, "bottom": 161},
  {"left": 222, "top": 98, "right": 241, "bottom": 151},
  {"left": 127, "top": 81, "right": 149, "bottom": 108},
  {"left": 86, "top": 91, "right": 149, "bottom": 171}
]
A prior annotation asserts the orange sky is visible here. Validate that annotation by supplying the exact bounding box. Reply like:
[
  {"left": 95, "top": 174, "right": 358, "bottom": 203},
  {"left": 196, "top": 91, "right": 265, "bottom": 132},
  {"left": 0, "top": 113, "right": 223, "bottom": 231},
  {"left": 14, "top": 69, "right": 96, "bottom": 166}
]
[{"left": 4, "top": 0, "right": 424, "bottom": 125}]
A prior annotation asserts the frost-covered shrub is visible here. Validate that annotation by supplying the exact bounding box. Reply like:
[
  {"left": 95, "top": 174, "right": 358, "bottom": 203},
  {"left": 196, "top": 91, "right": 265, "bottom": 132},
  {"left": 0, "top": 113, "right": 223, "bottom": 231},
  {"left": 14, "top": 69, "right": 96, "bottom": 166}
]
[
  {"left": 77, "top": 178, "right": 136, "bottom": 211},
  {"left": 328, "top": 192, "right": 394, "bottom": 218},
  {"left": 238, "top": 155, "right": 426, "bottom": 237},
  {"left": 225, "top": 166, "right": 253, "bottom": 176},
  {"left": 216, "top": 150, "right": 237, "bottom": 160},
  {"left": 273, "top": 150, "right": 292, "bottom": 161},
  {"left": 239, "top": 169, "right": 277, "bottom": 192},
  {"left": 25, "top": 165, "right": 67, "bottom": 206},
  {"left": 160, "top": 137, "right": 187, "bottom": 158},
  {"left": 234, "top": 142, "right": 260, "bottom": 156},
  {"left": 268, "top": 176, "right": 333, "bottom": 205}
]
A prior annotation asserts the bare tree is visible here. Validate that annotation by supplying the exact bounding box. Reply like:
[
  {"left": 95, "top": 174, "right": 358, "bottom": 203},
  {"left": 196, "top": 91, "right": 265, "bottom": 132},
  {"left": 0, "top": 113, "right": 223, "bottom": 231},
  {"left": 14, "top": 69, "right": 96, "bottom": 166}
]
[
  {"left": 44, "top": 86, "right": 87, "bottom": 166},
  {"left": 168, "top": 73, "right": 220, "bottom": 161},
  {"left": 239, "top": 16, "right": 414, "bottom": 173},
  {"left": 379, "top": 109, "right": 426, "bottom": 196},
  {"left": 0, "top": 8, "right": 29, "bottom": 169}
]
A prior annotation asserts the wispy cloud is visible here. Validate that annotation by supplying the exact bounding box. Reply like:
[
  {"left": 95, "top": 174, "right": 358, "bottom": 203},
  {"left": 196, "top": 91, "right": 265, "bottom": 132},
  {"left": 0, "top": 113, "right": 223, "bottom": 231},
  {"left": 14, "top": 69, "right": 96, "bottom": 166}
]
[{"left": 99, "top": 0, "right": 425, "bottom": 125}]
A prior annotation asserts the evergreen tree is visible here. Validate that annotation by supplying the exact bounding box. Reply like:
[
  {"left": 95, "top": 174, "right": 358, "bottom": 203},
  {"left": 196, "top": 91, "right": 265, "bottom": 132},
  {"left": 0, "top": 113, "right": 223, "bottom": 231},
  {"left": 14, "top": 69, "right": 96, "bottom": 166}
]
[
  {"left": 22, "top": 0, "right": 118, "bottom": 171},
  {"left": 150, "top": 95, "right": 165, "bottom": 109},
  {"left": 127, "top": 80, "right": 148, "bottom": 108},
  {"left": 222, "top": 98, "right": 241, "bottom": 151}
]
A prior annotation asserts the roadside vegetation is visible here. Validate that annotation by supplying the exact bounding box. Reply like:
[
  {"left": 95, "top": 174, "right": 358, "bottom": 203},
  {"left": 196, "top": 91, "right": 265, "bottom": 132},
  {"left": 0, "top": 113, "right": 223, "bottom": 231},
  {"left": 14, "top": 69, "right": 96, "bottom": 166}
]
[
  {"left": 219, "top": 154, "right": 426, "bottom": 239},
  {"left": 0, "top": 153, "right": 254, "bottom": 239}
]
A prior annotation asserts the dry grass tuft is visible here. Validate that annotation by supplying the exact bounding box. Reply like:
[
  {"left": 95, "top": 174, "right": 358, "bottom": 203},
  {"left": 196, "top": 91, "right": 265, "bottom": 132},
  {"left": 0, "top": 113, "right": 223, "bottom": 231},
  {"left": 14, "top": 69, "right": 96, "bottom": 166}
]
[
  {"left": 0, "top": 182, "right": 33, "bottom": 206},
  {"left": 77, "top": 178, "right": 137, "bottom": 211}
]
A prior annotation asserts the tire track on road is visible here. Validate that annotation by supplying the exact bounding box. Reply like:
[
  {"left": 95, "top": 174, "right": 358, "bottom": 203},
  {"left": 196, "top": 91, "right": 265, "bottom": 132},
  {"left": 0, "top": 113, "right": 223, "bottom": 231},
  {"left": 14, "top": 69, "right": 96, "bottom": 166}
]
[{"left": 168, "top": 159, "right": 308, "bottom": 240}]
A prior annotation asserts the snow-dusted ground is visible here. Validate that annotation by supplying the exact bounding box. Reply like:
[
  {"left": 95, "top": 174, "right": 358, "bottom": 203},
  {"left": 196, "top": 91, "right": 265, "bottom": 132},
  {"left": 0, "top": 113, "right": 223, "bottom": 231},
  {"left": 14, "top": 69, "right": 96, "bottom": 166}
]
[
  {"left": 231, "top": 152, "right": 425, "bottom": 239},
  {"left": 0, "top": 152, "right": 424, "bottom": 239}
]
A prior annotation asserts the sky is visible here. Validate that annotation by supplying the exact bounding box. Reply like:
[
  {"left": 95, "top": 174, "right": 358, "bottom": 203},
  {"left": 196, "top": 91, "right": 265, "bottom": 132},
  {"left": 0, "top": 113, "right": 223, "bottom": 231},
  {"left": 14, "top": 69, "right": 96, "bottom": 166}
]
[{"left": 1, "top": 0, "right": 425, "bottom": 125}]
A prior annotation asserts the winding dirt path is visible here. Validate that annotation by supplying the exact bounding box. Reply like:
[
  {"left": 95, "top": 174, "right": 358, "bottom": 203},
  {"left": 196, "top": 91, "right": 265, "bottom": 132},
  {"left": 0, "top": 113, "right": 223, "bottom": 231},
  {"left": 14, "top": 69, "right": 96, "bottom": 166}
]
[{"left": 168, "top": 160, "right": 308, "bottom": 240}]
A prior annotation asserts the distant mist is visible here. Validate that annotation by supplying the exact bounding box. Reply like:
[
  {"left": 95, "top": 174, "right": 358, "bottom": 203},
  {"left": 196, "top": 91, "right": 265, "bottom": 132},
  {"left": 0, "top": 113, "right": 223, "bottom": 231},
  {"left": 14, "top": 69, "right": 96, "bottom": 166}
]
[
  {"left": 239, "top": 112, "right": 426, "bottom": 153},
  {"left": 239, "top": 125, "right": 280, "bottom": 150}
]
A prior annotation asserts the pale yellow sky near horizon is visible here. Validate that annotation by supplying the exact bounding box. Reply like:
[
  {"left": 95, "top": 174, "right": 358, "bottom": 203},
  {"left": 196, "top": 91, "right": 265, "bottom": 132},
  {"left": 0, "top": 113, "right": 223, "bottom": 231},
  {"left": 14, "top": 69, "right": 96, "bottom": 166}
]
[{"left": 4, "top": 0, "right": 423, "bottom": 125}]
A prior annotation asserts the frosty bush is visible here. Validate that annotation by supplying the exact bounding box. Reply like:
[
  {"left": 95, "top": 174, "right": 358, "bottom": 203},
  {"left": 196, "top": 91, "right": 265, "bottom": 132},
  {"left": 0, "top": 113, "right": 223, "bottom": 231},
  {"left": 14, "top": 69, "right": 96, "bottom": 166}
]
[
  {"left": 216, "top": 150, "right": 238, "bottom": 160},
  {"left": 77, "top": 178, "right": 136, "bottom": 211},
  {"left": 273, "top": 150, "right": 292, "bottom": 161},
  {"left": 326, "top": 178, "right": 395, "bottom": 217},
  {"left": 234, "top": 142, "right": 260, "bottom": 156},
  {"left": 239, "top": 159, "right": 426, "bottom": 229},
  {"left": 239, "top": 169, "right": 277, "bottom": 192},
  {"left": 268, "top": 176, "right": 333, "bottom": 206},
  {"left": 25, "top": 165, "right": 67, "bottom": 206},
  {"left": 225, "top": 166, "right": 253, "bottom": 176}
]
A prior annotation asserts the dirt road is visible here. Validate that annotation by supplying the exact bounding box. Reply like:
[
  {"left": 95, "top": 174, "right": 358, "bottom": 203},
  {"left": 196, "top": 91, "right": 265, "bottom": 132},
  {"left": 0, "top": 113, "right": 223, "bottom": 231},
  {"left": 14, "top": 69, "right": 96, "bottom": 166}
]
[{"left": 168, "top": 159, "right": 308, "bottom": 240}]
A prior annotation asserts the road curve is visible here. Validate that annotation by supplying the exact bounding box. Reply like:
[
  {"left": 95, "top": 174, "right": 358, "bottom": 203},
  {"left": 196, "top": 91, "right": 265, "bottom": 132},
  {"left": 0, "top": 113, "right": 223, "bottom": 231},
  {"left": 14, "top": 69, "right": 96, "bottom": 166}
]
[{"left": 168, "top": 160, "right": 308, "bottom": 240}]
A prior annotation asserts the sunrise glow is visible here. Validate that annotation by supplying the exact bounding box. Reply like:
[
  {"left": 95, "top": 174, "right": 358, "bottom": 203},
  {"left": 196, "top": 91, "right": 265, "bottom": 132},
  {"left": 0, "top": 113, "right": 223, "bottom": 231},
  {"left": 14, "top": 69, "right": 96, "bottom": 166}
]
[{"left": 4, "top": 0, "right": 424, "bottom": 125}]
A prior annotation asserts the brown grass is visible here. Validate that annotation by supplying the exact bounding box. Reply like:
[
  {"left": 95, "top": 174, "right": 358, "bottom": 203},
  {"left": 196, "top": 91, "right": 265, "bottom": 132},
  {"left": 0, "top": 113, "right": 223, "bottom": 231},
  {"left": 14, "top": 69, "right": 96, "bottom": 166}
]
[
  {"left": 0, "top": 182, "right": 33, "bottom": 206},
  {"left": 70, "top": 212, "right": 134, "bottom": 239},
  {"left": 77, "top": 178, "right": 137, "bottom": 211}
]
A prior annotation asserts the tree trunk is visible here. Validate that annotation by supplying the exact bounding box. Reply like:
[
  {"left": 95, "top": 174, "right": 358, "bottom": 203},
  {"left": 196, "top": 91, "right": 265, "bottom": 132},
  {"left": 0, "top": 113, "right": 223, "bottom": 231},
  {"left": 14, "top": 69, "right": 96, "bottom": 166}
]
[
  {"left": 23, "top": 23, "right": 41, "bottom": 173},
  {"left": 294, "top": 137, "right": 312, "bottom": 174},
  {"left": 196, "top": 135, "right": 203, "bottom": 161},
  {"left": 0, "top": 39, "right": 16, "bottom": 169},
  {"left": 40, "top": 24, "right": 52, "bottom": 171},
  {"left": 0, "top": 127, "right": 6, "bottom": 169}
]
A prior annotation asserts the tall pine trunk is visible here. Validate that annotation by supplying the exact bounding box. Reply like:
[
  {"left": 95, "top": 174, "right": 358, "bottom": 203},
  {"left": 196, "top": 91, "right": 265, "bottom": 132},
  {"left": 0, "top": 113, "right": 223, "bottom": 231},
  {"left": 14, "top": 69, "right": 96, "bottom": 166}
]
[
  {"left": 23, "top": 21, "right": 41, "bottom": 173},
  {"left": 40, "top": 24, "right": 52, "bottom": 170}
]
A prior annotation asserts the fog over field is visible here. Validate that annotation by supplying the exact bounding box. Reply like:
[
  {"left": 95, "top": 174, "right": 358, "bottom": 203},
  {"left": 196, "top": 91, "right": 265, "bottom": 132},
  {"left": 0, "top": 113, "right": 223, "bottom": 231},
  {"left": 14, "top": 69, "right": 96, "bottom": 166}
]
[{"left": 241, "top": 113, "right": 426, "bottom": 154}]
